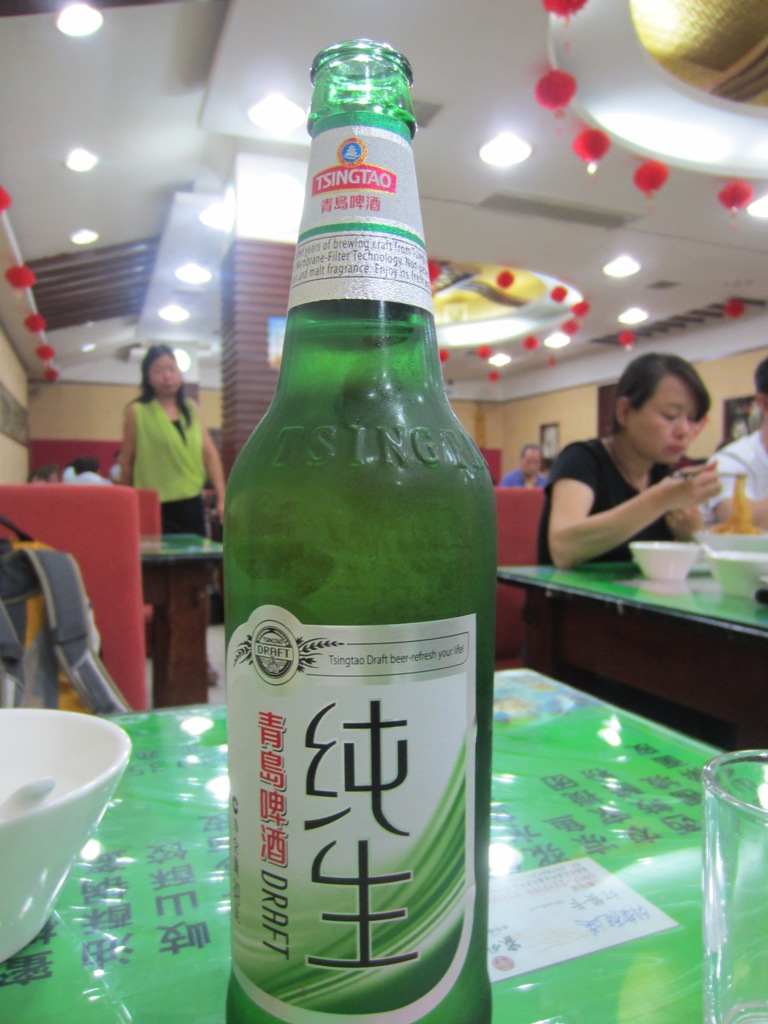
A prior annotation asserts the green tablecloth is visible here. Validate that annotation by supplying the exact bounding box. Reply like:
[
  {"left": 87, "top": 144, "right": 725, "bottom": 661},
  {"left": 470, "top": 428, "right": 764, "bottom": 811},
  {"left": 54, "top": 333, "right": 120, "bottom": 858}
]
[{"left": 0, "top": 671, "right": 716, "bottom": 1023}]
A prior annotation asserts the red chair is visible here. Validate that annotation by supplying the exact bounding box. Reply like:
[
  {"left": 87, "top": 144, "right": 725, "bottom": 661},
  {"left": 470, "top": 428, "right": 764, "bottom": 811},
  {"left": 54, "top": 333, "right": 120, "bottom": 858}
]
[
  {"left": 0, "top": 484, "right": 148, "bottom": 709},
  {"left": 136, "top": 488, "right": 161, "bottom": 537},
  {"left": 494, "top": 486, "right": 545, "bottom": 669}
]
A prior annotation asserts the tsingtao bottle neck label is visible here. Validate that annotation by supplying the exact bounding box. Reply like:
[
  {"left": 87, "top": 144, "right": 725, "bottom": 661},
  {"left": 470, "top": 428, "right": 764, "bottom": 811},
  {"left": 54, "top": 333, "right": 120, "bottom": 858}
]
[{"left": 288, "top": 123, "right": 433, "bottom": 314}]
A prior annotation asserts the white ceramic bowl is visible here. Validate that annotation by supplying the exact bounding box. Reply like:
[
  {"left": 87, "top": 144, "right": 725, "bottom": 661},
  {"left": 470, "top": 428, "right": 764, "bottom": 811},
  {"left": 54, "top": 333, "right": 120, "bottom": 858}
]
[
  {"left": 0, "top": 710, "right": 131, "bottom": 963},
  {"left": 705, "top": 551, "right": 768, "bottom": 599},
  {"left": 695, "top": 530, "right": 767, "bottom": 553},
  {"left": 629, "top": 541, "right": 701, "bottom": 582}
]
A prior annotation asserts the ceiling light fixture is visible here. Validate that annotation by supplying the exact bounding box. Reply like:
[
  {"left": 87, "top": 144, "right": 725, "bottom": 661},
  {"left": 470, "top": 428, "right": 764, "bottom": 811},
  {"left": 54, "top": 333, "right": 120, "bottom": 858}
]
[
  {"left": 544, "top": 332, "right": 570, "bottom": 349},
  {"left": 65, "top": 148, "right": 99, "bottom": 172},
  {"left": 603, "top": 255, "right": 641, "bottom": 278},
  {"left": 488, "top": 353, "right": 512, "bottom": 367},
  {"left": 248, "top": 93, "right": 306, "bottom": 135},
  {"left": 175, "top": 263, "right": 212, "bottom": 285},
  {"left": 56, "top": 3, "right": 103, "bottom": 36},
  {"left": 158, "top": 304, "right": 190, "bottom": 323},
  {"left": 173, "top": 348, "right": 192, "bottom": 373},
  {"left": 80, "top": 342, "right": 96, "bottom": 353},
  {"left": 479, "top": 132, "right": 532, "bottom": 167},
  {"left": 747, "top": 194, "right": 768, "bottom": 219},
  {"left": 70, "top": 228, "right": 99, "bottom": 245},
  {"left": 199, "top": 190, "right": 235, "bottom": 232},
  {"left": 618, "top": 307, "right": 649, "bottom": 324}
]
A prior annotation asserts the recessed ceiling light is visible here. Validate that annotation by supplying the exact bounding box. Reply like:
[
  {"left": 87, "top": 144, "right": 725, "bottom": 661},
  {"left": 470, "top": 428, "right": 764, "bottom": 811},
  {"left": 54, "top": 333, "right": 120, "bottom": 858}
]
[
  {"left": 248, "top": 93, "right": 306, "bottom": 135},
  {"left": 603, "top": 255, "right": 641, "bottom": 278},
  {"left": 65, "top": 148, "right": 99, "bottom": 172},
  {"left": 158, "top": 304, "right": 190, "bottom": 323},
  {"left": 56, "top": 3, "right": 103, "bottom": 36},
  {"left": 81, "top": 342, "right": 96, "bottom": 353},
  {"left": 175, "top": 263, "right": 212, "bottom": 285},
  {"left": 199, "top": 198, "right": 234, "bottom": 232},
  {"left": 70, "top": 228, "right": 99, "bottom": 245},
  {"left": 544, "top": 332, "right": 570, "bottom": 349},
  {"left": 747, "top": 194, "right": 768, "bottom": 219},
  {"left": 479, "top": 132, "right": 532, "bottom": 167},
  {"left": 173, "top": 348, "right": 192, "bottom": 373},
  {"left": 488, "top": 353, "right": 512, "bottom": 367},
  {"left": 618, "top": 307, "right": 648, "bottom": 324}
]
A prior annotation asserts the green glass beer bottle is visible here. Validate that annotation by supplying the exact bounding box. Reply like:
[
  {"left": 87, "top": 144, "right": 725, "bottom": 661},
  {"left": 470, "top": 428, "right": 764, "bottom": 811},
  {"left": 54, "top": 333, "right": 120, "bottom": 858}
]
[{"left": 224, "top": 39, "right": 495, "bottom": 1024}]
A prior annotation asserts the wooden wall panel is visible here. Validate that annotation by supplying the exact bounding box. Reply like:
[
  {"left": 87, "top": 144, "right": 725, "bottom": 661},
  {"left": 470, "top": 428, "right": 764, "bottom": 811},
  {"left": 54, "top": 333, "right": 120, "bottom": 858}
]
[{"left": 220, "top": 238, "right": 294, "bottom": 476}]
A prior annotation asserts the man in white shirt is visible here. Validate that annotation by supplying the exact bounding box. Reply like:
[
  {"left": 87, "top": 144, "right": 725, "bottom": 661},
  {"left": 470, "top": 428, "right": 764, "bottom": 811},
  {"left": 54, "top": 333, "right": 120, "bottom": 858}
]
[{"left": 711, "top": 356, "right": 768, "bottom": 529}]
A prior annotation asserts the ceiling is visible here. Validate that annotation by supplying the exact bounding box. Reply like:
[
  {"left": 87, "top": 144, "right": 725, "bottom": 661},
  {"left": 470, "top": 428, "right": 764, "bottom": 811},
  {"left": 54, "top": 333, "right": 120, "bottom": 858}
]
[{"left": 1, "top": 0, "right": 768, "bottom": 404}]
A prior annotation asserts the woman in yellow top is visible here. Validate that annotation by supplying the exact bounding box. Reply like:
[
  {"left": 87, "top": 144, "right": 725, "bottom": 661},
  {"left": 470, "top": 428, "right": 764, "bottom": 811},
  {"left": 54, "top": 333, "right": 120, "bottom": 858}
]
[{"left": 120, "top": 345, "right": 225, "bottom": 535}]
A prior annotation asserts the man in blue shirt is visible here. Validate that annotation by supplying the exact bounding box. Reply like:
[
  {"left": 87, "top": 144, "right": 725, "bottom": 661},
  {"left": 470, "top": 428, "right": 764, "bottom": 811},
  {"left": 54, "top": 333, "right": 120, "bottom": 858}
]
[{"left": 501, "top": 444, "right": 548, "bottom": 488}]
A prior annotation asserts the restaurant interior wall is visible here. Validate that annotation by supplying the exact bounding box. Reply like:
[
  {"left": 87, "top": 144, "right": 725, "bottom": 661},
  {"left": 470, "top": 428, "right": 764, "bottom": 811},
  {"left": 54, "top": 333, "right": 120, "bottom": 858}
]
[
  {"left": 0, "top": 324, "right": 28, "bottom": 484},
  {"left": 2, "top": 345, "right": 765, "bottom": 487}
]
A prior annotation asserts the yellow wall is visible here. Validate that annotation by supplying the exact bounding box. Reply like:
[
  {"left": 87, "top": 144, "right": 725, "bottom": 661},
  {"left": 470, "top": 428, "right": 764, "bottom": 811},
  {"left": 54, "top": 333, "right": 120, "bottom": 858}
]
[
  {"left": 28, "top": 382, "right": 222, "bottom": 441},
  {"left": 0, "top": 327, "right": 29, "bottom": 483}
]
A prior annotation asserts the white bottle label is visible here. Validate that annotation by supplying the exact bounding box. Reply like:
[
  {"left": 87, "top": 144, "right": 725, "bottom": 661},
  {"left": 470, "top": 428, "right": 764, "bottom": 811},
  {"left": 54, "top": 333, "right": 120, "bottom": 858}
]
[
  {"left": 288, "top": 124, "right": 434, "bottom": 314},
  {"left": 227, "top": 607, "right": 476, "bottom": 1023}
]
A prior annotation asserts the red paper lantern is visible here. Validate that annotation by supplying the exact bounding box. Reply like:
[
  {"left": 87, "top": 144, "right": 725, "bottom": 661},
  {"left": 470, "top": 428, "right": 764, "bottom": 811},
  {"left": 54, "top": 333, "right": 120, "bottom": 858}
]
[
  {"left": 43, "top": 365, "right": 60, "bottom": 382},
  {"left": 633, "top": 160, "right": 669, "bottom": 198},
  {"left": 572, "top": 128, "right": 610, "bottom": 170},
  {"left": 5, "top": 264, "right": 36, "bottom": 290},
  {"left": 561, "top": 318, "right": 579, "bottom": 336},
  {"left": 489, "top": 370, "right": 500, "bottom": 383},
  {"left": 718, "top": 181, "right": 753, "bottom": 212},
  {"left": 477, "top": 345, "right": 493, "bottom": 360},
  {"left": 534, "top": 69, "right": 577, "bottom": 114},
  {"left": 35, "top": 344, "right": 56, "bottom": 362},
  {"left": 542, "top": 0, "right": 589, "bottom": 16},
  {"left": 571, "top": 300, "right": 590, "bottom": 318},
  {"left": 723, "top": 299, "right": 745, "bottom": 319},
  {"left": 523, "top": 335, "right": 539, "bottom": 351},
  {"left": 25, "top": 313, "right": 47, "bottom": 333},
  {"left": 427, "top": 260, "right": 441, "bottom": 284},
  {"left": 439, "top": 348, "right": 450, "bottom": 363},
  {"left": 496, "top": 269, "right": 515, "bottom": 289},
  {"left": 618, "top": 331, "right": 636, "bottom": 349},
  {"left": 547, "top": 356, "right": 557, "bottom": 368},
  {"left": 0, "top": 186, "right": 11, "bottom": 212},
  {"left": 550, "top": 285, "right": 568, "bottom": 303}
]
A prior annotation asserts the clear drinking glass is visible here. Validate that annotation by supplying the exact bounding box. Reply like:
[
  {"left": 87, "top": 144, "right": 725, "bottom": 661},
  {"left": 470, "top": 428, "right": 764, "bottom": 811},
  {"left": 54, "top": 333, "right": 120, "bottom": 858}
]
[{"left": 703, "top": 750, "right": 768, "bottom": 1024}]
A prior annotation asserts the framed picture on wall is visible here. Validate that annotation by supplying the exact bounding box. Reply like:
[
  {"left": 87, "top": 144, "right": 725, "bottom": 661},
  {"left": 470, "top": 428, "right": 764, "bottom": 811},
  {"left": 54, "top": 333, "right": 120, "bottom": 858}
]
[
  {"left": 722, "top": 396, "right": 754, "bottom": 447},
  {"left": 540, "top": 422, "right": 560, "bottom": 465}
]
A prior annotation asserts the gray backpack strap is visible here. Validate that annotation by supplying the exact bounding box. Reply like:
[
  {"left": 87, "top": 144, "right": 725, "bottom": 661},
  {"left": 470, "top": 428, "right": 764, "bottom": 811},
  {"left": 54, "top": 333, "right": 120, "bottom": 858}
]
[
  {"left": 0, "top": 598, "right": 24, "bottom": 707},
  {"left": 22, "top": 548, "right": 131, "bottom": 715}
]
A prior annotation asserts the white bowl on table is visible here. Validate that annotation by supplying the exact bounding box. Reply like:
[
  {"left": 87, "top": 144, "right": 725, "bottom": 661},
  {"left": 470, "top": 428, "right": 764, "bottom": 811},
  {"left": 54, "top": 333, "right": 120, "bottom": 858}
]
[
  {"left": 705, "top": 550, "right": 768, "bottom": 599},
  {"left": 695, "top": 530, "right": 767, "bottom": 553},
  {"left": 0, "top": 709, "right": 131, "bottom": 963},
  {"left": 629, "top": 541, "right": 701, "bottom": 582}
]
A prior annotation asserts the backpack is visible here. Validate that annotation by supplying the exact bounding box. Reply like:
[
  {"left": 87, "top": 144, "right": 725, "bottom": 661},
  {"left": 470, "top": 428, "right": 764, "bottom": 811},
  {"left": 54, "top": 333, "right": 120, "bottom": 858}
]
[{"left": 0, "top": 514, "right": 130, "bottom": 715}]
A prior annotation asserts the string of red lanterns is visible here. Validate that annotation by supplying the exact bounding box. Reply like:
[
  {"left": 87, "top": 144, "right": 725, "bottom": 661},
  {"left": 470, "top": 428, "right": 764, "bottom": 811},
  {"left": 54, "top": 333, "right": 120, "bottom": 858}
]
[
  {"left": 535, "top": 69, "right": 576, "bottom": 118},
  {"left": 2, "top": 182, "right": 59, "bottom": 382},
  {"left": 572, "top": 127, "right": 611, "bottom": 173}
]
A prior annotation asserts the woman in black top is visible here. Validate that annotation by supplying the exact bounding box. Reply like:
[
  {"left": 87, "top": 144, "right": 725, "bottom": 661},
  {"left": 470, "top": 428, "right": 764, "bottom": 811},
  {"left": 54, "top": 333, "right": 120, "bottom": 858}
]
[{"left": 538, "top": 353, "right": 721, "bottom": 566}]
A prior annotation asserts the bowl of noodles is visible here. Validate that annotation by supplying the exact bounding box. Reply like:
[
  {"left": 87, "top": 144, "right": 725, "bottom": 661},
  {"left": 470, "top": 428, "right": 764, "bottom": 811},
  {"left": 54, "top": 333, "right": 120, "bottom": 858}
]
[{"left": 697, "top": 473, "right": 765, "bottom": 553}]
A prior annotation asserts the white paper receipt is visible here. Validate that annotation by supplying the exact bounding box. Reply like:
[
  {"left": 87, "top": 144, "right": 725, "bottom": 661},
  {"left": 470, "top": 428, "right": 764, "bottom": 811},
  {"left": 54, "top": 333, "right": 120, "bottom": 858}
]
[{"left": 487, "top": 857, "right": 678, "bottom": 981}]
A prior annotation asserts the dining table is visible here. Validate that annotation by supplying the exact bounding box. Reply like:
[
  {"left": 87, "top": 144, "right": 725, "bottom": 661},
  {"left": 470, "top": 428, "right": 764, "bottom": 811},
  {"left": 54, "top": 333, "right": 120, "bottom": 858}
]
[
  {"left": 0, "top": 668, "right": 717, "bottom": 1023},
  {"left": 140, "top": 534, "right": 224, "bottom": 708},
  {"left": 498, "top": 561, "right": 768, "bottom": 749}
]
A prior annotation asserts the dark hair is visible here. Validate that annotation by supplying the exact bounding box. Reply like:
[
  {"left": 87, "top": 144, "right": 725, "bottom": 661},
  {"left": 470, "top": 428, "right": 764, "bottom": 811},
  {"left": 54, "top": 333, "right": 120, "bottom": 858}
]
[
  {"left": 72, "top": 456, "right": 100, "bottom": 475},
  {"left": 138, "top": 344, "right": 191, "bottom": 426},
  {"left": 611, "top": 352, "right": 710, "bottom": 433},
  {"left": 754, "top": 356, "right": 768, "bottom": 397},
  {"left": 520, "top": 443, "right": 541, "bottom": 458}
]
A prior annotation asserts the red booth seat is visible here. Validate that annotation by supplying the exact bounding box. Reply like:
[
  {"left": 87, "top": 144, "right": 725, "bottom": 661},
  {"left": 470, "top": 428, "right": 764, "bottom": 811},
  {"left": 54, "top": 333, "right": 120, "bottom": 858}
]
[
  {"left": 0, "top": 484, "right": 148, "bottom": 710},
  {"left": 494, "top": 486, "right": 545, "bottom": 669}
]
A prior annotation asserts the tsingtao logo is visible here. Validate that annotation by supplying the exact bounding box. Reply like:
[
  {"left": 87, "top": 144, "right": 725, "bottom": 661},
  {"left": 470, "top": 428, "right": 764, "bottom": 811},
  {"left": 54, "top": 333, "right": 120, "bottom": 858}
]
[
  {"left": 338, "top": 137, "right": 367, "bottom": 166},
  {"left": 250, "top": 621, "right": 297, "bottom": 685}
]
